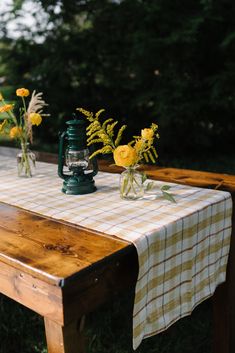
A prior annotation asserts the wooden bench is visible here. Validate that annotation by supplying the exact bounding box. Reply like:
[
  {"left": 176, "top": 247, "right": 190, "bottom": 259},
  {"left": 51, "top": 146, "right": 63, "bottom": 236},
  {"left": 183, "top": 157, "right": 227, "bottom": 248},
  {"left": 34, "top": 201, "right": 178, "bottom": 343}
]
[{"left": 0, "top": 147, "right": 234, "bottom": 353}]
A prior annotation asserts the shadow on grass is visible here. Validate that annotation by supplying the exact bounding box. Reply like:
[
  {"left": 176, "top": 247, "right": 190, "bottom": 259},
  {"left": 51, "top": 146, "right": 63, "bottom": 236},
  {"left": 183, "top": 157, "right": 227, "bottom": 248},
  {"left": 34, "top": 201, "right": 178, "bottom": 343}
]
[{"left": 0, "top": 289, "right": 212, "bottom": 353}]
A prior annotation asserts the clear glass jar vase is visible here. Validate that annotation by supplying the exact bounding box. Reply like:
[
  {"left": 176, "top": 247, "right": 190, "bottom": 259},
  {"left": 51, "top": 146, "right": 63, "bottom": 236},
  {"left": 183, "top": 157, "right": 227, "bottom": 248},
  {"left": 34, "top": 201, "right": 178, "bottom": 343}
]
[
  {"left": 119, "top": 166, "right": 144, "bottom": 200},
  {"left": 17, "top": 142, "right": 36, "bottom": 177}
]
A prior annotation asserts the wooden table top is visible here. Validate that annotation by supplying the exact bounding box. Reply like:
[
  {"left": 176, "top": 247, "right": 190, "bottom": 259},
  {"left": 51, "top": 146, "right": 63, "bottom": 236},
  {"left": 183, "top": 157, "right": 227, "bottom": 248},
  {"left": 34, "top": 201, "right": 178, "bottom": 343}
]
[{"left": 0, "top": 202, "right": 131, "bottom": 286}]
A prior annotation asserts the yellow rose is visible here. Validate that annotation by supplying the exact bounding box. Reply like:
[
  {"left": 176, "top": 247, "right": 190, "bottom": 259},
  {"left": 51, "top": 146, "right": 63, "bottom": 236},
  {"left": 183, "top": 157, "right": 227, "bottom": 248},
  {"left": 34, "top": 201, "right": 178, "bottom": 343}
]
[
  {"left": 0, "top": 104, "right": 13, "bottom": 113},
  {"left": 113, "top": 145, "right": 137, "bottom": 167},
  {"left": 9, "top": 126, "right": 22, "bottom": 139},
  {"left": 16, "top": 88, "right": 30, "bottom": 97},
  {"left": 29, "top": 112, "right": 42, "bottom": 126},
  {"left": 141, "top": 128, "right": 154, "bottom": 140}
]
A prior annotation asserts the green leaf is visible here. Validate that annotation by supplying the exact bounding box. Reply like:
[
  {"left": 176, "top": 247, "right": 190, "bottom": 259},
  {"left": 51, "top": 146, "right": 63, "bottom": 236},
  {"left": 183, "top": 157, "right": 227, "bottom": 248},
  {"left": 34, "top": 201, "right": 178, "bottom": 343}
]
[
  {"left": 161, "top": 191, "right": 176, "bottom": 203},
  {"left": 141, "top": 172, "right": 147, "bottom": 184},
  {"left": 161, "top": 185, "right": 171, "bottom": 191},
  {"left": 145, "top": 181, "right": 154, "bottom": 191},
  {"left": 0, "top": 116, "right": 8, "bottom": 120}
]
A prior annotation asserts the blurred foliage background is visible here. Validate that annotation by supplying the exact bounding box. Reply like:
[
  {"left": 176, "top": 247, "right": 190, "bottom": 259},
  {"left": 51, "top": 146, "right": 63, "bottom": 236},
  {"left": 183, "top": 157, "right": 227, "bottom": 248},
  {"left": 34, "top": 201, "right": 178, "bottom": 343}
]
[{"left": 0, "top": 0, "right": 235, "bottom": 172}]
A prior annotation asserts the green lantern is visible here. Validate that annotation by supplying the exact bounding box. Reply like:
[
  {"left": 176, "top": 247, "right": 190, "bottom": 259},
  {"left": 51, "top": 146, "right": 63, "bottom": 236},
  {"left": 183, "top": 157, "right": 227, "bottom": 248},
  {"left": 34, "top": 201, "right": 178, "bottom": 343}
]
[{"left": 58, "top": 116, "right": 98, "bottom": 195}]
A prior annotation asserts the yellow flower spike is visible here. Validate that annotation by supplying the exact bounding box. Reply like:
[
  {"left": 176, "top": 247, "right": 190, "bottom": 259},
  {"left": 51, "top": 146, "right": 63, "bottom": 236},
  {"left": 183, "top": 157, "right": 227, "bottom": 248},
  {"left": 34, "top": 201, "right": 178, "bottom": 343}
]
[
  {"left": 147, "top": 149, "right": 156, "bottom": 163},
  {"left": 144, "top": 152, "right": 149, "bottom": 163},
  {"left": 29, "top": 112, "right": 42, "bottom": 126},
  {"left": 99, "top": 132, "right": 107, "bottom": 140},
  {"left": 16, "top": 88, "right": 30, "bottom": 97},
  {"left": 0, "top": 104, "right": 13, "bottom": 113},
  {"left": 95, "top": 109, "right": 105, "bottom": 119},
  {"left": 141, "top": 128, "right": 154, "bottom": 140},
  {"left": 113, "top": 145, "right": 137, "bottom": 167},
  {"left": 151, "top": 123, "right": 158, "bottom": 131},
  {"left": 134, "top": 139, "right": 144, "bottom": 153},
  {"left": 152, "top": 146, "right": 158, "bottom": 159},
  {"left": 9, "top": 126, "right": 22, "bottom": 139}
]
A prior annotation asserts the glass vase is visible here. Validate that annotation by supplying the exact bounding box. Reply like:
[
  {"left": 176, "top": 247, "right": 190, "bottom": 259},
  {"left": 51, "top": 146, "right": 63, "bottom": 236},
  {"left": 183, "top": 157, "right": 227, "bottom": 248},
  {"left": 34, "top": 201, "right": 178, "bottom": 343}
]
[
  {"left": 119, "top": 166, "right": 144, "bottom": 200},
  {"left": 17, "top": 142, "right": 36, "bottom": 177}
]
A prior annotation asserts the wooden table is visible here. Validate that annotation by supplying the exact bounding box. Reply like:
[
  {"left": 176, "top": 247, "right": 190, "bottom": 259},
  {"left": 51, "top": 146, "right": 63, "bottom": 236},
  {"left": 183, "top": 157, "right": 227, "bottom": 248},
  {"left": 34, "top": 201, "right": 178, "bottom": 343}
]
[{"left": 0, "top": 147, "right": 235, "bottom": 353}]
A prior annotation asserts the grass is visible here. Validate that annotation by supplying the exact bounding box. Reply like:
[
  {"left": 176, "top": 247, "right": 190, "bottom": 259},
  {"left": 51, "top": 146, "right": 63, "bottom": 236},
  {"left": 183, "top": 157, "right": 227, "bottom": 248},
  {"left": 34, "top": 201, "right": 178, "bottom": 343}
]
[
  {"left": 0, "top": 295, "right": 46, "bottom": 353},
  {"left": 0, "top": 291, "right": 212, "bottom": 353},
  {"left": 0, "top": 146, "right": 233, "bottom": 353},
  {"left": 86, "top": 292, "right": 212, "bottom": 353}
]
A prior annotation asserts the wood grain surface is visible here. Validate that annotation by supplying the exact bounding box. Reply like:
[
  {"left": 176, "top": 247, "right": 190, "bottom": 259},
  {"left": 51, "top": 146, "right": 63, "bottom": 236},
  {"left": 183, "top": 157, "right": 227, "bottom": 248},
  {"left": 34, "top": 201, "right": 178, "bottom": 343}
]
[{"left": 0, "top": 202, "right": 130, "bottom": 286}]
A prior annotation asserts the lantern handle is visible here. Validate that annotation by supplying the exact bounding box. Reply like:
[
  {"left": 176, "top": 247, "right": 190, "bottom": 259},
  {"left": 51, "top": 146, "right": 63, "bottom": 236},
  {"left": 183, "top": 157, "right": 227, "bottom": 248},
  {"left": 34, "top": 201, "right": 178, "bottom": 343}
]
[{"left": 58, "top": 131, "right": 69, "bottom": 180}]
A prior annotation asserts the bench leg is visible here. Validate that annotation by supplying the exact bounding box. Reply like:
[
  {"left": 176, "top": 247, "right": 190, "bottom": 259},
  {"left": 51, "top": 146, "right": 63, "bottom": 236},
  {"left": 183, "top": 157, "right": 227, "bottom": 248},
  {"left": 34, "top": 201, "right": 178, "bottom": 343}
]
[{"left": 44, "top": 316, "right": 86, "bottom": 353}]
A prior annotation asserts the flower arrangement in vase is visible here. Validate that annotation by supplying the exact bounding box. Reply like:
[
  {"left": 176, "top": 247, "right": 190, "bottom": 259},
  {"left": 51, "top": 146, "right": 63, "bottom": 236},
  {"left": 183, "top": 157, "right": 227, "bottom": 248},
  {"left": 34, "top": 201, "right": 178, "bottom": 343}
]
[
  {"left": 77, "top": 108, "right": 175, "bottom": 201},
  {"left": 0, "top": 88, "right": 48, "bottom": 177}
]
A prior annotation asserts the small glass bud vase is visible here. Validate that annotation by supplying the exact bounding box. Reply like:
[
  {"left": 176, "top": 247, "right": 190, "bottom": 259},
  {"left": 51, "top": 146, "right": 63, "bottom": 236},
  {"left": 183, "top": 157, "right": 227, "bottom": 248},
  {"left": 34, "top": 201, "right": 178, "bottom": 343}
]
[
  {"left": 119, "top": 166, "right": 144, "bottom": 200},
  {"left": 17, "top": 142, "right": 36, "bottom": 177}
]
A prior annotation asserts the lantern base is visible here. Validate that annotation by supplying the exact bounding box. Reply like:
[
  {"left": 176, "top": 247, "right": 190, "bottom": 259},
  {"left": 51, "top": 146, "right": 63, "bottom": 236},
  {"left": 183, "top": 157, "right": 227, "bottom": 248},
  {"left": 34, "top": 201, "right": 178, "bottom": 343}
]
[{"left": 62, "top": 176, "right": 97, "bottom": 195}]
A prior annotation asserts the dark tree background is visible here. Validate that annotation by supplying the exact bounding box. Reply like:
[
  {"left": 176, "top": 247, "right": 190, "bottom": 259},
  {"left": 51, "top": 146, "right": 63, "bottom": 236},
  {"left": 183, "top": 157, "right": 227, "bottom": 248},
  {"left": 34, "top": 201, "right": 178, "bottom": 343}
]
[{"left": 0, "top": 0, "right": 235, "bottom": 167}]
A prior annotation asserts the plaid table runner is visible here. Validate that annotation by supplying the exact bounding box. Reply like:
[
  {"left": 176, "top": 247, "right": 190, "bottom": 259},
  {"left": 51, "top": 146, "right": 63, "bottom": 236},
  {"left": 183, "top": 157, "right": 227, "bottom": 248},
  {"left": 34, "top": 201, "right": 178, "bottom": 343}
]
[{"left": 0, "top": 155, "right": 232, "bottom": 349}]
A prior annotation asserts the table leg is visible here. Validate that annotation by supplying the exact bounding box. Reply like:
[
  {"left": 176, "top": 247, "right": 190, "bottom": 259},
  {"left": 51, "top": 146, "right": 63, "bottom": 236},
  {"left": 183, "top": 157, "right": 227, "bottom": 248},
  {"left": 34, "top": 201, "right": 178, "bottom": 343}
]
[
  {"left": 213, "top": 209, "right": 235, "bottom": 353},
  {"left": 213, "top": 283, "right": 229, "bottom": 353},
  {"left": 44, "top": 316, "right": 86, "bottom": 353}
]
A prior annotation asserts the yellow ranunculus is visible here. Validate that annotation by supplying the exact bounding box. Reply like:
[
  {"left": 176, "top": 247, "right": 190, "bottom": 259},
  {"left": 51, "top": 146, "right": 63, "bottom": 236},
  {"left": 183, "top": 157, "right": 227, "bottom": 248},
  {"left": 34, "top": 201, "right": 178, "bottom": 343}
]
[
  {"left": 29, "top": 112, "right": 42, "bottom": 126},
  {"left": 113, "top": 145, "right": 137, "bottom": 167},
  {"left": 0, "top": 104, "right": 13, "bottom": 113},
  {"left": 9, "top": 126, "right": 22, "bottom": 139},
  {"left": 16, "top": 88, "right": 30, "bottom": 97},
  {"left": 141, "top": 128, "right": 154, "bottom": 140}
]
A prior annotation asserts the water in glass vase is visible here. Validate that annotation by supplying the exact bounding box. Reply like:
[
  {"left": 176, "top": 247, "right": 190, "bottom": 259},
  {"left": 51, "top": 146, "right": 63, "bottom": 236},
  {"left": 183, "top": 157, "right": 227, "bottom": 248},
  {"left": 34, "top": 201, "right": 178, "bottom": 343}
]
[
  {"left": 17, "top": 142, "right": 36, "bottom": 177},
  {"left": 119, "top": 166, "right": 144, "bottom": 200}
]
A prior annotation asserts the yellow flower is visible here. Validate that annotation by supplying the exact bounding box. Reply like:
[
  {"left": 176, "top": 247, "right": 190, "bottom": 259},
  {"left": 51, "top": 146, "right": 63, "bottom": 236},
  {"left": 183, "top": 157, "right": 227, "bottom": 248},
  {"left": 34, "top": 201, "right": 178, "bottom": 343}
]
[
  {"left": 9, "top": 126, "right": 22, "bottom": 139},
  {"left": 0, "top": 119, "right": 7, "bottom": 132},
  {"left": 141, "top": 128, "right": 154, "bottom": 140},
  {"left": 134, "top": 139, "right": 144, "bottom": 153},
  {"left": 29, "top": 112, "right": 42, "bottom": 126},
  {"left": 0, "top": 104, "right": 13, "bottom": 113},
  {"left": 16, "top": 88, "right": 30, "bottom": 97},
  {"left": 0, "top": 93, "right": 3, "bottom": 101},
  {"left": 99, "top": 132, "right": 107, "bottom": 140},
  {"left": 113, "top": 145, "right": 137, "bottom": 167}
]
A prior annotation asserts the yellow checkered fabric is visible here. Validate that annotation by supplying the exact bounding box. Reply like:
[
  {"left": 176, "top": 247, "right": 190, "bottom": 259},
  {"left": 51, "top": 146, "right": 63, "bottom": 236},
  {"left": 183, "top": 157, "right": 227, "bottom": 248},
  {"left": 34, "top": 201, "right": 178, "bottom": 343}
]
[{"left": 0, "top": 155, "right": 232, "bottom": 349}]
